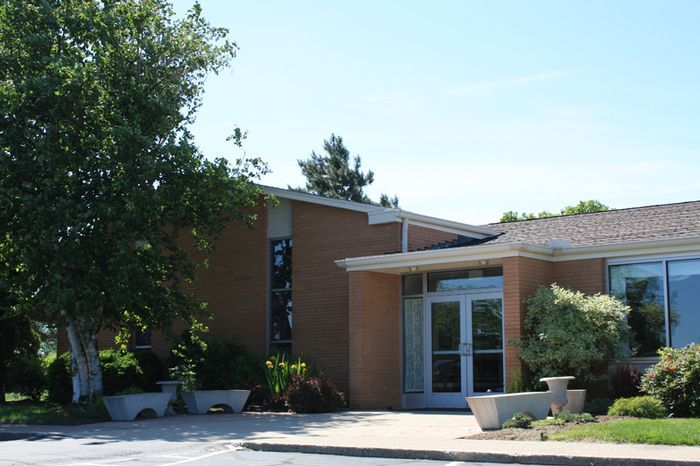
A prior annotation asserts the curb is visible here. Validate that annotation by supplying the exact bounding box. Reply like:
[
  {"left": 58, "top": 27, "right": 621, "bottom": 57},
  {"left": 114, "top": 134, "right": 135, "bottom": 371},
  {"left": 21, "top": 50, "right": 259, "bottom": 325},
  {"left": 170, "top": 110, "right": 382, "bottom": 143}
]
[{"left": 240, "top": 441, "right": 700, "bottom": 466}]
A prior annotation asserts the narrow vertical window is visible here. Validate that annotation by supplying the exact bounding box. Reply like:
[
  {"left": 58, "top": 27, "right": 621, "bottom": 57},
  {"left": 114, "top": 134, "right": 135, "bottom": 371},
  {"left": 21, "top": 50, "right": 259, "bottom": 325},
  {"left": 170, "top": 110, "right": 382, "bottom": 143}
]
[
  {"left": 403, "top": 297, "right": 424, "bottom": 392},
  {"left": 270, "top": 238, "right": 292, "bottom": 353}
]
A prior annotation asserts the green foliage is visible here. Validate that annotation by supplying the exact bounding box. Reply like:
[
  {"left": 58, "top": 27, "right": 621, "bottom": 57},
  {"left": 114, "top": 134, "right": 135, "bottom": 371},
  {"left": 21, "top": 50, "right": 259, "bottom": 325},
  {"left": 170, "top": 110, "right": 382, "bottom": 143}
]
[
  {"left": 585, "top": 398, "right": 613, "bottom": 416},
  {"left": 517, "top": 285, "right": 629, "bottom": 388},
  {"left": 132, "top": 350, "right": 165, "bottom": 392},
  {"left": 46, "top": 353, "right": 72, "bottom": 404},
  {"left": 116, "top": 387, "right": 145, "bottom": 396},
  {"left": 168, "top": 334, "right": 263, "bottom": 392},
  {"left": 608, "top": 396, "right": 668, "bottom": 419},
  {"left": 506, "top": 371, "right": 525, "bottom": 393},
  {"left": 499, "top": 200, "right": 611, "bottom": 222},
  {"left": 100, "top": 350, "right": 143, "bottom": 396},
  {"left": 549, "top": 418, "right": 700, "bottom": 445},
  {"left": 264, "top": 353, "right": 308, "bottom": 397},
  {"left": 502, "top": 412, "right": 535, "bottom": 429},
  {"left": 640, "top": 345, "right": 700, "bottom": 417},
  {"left": 292, "top": 134, "right": 399, "bottom": 207},
  {"left": 0, "top": 312, "right": 41, "bottom": 400},
  {"left": 0, "top": 401, "right": 109, "bottom": 425},
  {"left": 556, "top": 411, "right": 595, "bottom": 423},
  {"left": 6, "top": 354, "right": 46, "bottom": 401},
  {"left": 0, "top": 0, "right": 266, "bottom": 401},
  {"left": 285, "top": 375, "right": 346, "bottom": 413}
]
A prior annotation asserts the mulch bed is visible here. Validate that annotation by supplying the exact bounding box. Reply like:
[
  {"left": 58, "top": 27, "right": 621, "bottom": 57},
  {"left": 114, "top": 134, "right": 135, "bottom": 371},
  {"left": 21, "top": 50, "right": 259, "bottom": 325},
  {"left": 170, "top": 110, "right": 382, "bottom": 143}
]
[{"left": 465, "top": 415, "right": 629, "bottom": 441}]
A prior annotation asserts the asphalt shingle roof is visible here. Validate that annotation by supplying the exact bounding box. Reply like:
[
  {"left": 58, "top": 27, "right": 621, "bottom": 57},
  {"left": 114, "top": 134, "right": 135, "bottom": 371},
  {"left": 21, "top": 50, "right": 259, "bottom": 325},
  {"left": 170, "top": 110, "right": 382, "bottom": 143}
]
[{"left": 479, "top": 200, "right": 700, "bottom": 247}]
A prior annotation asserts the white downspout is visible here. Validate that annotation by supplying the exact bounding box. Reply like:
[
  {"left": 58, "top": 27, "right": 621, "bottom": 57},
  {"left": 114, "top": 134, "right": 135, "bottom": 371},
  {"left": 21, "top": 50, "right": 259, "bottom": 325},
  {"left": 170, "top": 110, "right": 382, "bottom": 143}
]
[{"left": 401, "top": 217, "right": 409, "bottom": 253}]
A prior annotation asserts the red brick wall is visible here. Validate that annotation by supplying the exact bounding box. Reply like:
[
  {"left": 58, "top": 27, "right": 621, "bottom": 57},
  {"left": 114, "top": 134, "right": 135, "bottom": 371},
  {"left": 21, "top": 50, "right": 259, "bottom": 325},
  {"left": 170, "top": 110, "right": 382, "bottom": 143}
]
[
  {"left": 502, "top": 256, "right": 553, "bottom": 389},
  {"left": 348, "top": 271, "right": 401, "bottom": 409},
  {"left": 407, "top": 224, "right": 458, "bottom": 251},
  {"left": 553, "top": 258, "right": 606, "bottom": 294},
  {"left": 293, "top": 202, "right": 401, "bottom": 395}
]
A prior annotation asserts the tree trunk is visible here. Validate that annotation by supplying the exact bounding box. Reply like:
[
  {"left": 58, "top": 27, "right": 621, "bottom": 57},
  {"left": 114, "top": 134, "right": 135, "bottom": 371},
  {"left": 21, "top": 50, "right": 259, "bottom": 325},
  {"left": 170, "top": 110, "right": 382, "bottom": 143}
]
[
  {"left": 66, "top": 318, "right": 90, "bottom": 403},
  {"left": 85, "top": 333, "right": 102, "bottom": 399}
]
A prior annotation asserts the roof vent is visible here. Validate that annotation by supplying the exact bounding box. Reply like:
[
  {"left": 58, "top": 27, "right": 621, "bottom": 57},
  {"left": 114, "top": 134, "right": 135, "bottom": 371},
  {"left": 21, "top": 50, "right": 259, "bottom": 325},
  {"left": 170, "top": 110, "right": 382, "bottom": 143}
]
[{"left": 547, "top": 239, "right": 573, "bottom": 249}]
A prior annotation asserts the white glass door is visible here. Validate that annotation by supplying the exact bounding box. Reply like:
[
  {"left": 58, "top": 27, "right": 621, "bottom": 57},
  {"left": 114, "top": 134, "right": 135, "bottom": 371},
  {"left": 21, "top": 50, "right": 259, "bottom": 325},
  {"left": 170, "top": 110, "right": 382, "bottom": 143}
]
[
  {"left": 425, "top": 296, "right": 466, "bottom": 407},
  {"left": 425, "top": 293, "right": 504, "bottom": 408}
]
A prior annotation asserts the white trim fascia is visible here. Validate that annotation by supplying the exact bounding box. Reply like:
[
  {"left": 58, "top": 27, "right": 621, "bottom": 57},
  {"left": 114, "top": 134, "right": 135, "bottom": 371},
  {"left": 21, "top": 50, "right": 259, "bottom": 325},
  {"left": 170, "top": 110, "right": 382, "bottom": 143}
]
[
  {"left": 262, "top": 186, "right": 385, "bottom": 214},
  {"left": 263, "top": 185, "right": 503, "bottom": 238},
  {"left": 550, "top": 236, "right": 700, "bottom": 262},
  {"left": 336, "top": 235, "right": 700, "bottom": 273},
  {"left": 336, "top": 242, "right": 553, "bottom": 272}
]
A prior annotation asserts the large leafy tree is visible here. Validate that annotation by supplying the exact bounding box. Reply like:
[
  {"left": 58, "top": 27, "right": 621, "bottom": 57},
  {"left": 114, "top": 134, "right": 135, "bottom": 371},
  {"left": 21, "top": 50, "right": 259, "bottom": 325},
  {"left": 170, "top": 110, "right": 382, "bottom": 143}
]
[
  {"left": 500, "top": 200, "right": 611, "bottom": 223},
  {"left": 0, "top": 0, "right": 265, "bottom": 402},
  {"left": 293, "top": 134, "right": 399, "bottom": 208}
]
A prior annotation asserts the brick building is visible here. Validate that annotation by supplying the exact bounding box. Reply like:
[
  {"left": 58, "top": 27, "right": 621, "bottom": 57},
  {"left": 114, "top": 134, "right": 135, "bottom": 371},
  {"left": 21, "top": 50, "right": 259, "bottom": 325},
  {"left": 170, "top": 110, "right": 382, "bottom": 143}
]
[{"left": 70, "top": 187, "right": 700, "bottom": 409}]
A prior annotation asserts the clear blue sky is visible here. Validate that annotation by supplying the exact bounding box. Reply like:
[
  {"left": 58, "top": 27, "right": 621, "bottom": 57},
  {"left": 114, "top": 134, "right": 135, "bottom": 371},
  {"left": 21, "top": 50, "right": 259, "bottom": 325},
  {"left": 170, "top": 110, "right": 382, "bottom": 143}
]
[{"left": 172, "top": 0, "right": 700, "bottom": 224}]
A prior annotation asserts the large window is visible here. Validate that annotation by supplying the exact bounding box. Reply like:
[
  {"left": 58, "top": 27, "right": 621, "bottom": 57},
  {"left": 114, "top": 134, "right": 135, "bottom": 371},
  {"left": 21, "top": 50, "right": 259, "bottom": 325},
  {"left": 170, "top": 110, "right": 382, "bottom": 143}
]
[
  {"left": 270, "top": 238, "right": 292, "bottom": 354},
  {"left": 427, "top": 267, "right": 503, "bottom": 292},
  {"left": 609, "top": 257, "right": 699, "bottom": 357}
]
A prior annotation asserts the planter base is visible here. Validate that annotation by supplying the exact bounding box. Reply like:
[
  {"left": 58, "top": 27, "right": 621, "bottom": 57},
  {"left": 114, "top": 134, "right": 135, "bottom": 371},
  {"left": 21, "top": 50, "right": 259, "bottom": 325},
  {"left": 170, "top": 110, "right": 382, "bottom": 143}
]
[
  {"left": 182, "top": 390, "right": 251, "bottom": 415},
  {"left": 103, "top": 393, "right": 171, "bottom": 422},
  {"left": 467, "top": 392, "right": 554, "bottom": 430}
]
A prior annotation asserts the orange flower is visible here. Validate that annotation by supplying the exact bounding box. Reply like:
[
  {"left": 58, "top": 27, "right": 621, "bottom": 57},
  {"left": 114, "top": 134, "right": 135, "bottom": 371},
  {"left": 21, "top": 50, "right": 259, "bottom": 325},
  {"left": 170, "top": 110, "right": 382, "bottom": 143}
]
[{"left": 647, "top": 373, "right": 654, "bottom": 379}]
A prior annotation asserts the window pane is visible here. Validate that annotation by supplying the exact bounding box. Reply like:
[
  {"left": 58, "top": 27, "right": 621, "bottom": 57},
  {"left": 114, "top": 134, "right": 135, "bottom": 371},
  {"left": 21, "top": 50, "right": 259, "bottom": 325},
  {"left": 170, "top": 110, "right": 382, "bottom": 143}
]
[
  {"left": 271, "top": 239, "right": 292, "bottom": 289},
  {"left": 403, "top": 298, "right": 424, "bottom": 393},
  {"left": 431, "top": 301, "right": 460, "bottom": 351},
  {"left": 402, "top": 274, "right": 423, "bottom": 295},
  {"left": 271, "top": 290, "right": 292, "bottom": 341},
  {"left": 427, "top": 268, "right": 503, "bottom": 292},
  {"left": 668, "top": 259, "right": 700, "bottom": 348},
  {"left": 472, "top": 299, "right": 503, "bottom": 350},
  {"left": 472, "top": 352, "right": 504, "bottom": 393},
  {"left": 609, "top": 262, "right": 666, "bottom": 356},
  {"left": 432, "top": 354, "right": 461, "bottom": 393}
]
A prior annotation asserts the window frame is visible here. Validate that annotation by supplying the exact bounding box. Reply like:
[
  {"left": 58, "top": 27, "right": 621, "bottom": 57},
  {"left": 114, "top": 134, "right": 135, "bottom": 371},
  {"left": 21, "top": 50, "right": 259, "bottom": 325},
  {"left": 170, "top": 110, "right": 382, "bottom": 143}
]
[
  {"left": 269, "top": 236, "right": 293, "bottom": 352},
  {"left": 607, "top": 252, "right": 700, "bottom": 360}
]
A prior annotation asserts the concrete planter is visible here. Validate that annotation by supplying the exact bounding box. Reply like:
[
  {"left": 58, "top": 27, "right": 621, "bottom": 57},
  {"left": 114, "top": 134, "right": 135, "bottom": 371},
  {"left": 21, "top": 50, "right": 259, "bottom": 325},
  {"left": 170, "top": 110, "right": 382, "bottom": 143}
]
[
  {"left": 182, "top": 389, "right": 250, "bottom": 414},
  {"left": 563, "top": 389, "right": 586, "bottom": 414},
  {"left": 103, "top": 392, "right": 171, "bottom": 422},
  {"left": 467, "top": 391, "right": 554, "bottom": 430}
]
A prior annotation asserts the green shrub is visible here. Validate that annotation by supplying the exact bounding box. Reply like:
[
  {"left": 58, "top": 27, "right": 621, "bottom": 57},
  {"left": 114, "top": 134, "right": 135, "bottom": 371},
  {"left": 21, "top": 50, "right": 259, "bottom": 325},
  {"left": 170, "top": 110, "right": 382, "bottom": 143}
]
[
  {"left": 640, "top": 345, "right": 700, "bottom": 417},
  {"left": 584, "top": 398, "right": 612, "bottom": 416},
  {"left": 132, "top": 349, "right": 165, "bottom": 392},
  {"left": 46, "top": 352, "right": 72, "bottom": 403},
  {"left": 6, "top": 354, "right": 46, "bottom": 401},
  {"left": 264, "top": 353, "right": 308, "bottom": 398},
  {"left": 197, "top": 339, "right": 263, "bottom": 390},
  {"left": 284, "top": 375, "right": 345, "bottom": 413},
  {"left": 116, "top": 387, "right": 145, "bottom": 395},
  {"left": 556, "top": 411, "right": 595, "bottom": 423},
  {"left": 100, "top": 349, "right": 142, "bottom": 396},
  {"left": 517, "top": 285, "right": 629, "bottom": 388},
  {"left": 502, "top": 412, "right": 535, "bottom": 429},
  {"left": 608, "top": 396, "right": 668, "bottom": 418}
]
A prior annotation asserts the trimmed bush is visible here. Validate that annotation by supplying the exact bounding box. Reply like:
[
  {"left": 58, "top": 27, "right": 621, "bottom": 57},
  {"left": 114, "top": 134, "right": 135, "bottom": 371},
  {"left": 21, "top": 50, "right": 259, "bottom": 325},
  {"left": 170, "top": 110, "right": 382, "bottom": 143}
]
[
  {"left": 584, "top": 398, "right": 612, "bottom": 416},
  {"left": 518, "top": 285, "right": 629, "bottom": 388},
  {"left": 285, "top": 375, "right": 345, "bottom": 413},
  {"left": 608, "top": 396, "right": 668, "bottom": 418},
  {"left": 133, "top": 349, "right": 165, "bottom": 392},
  {"left": 556, "top": 411, "right": 595, "bottom": 423},
  {"left": 502, "top": 412, "right": 534, "bottom": 429},
  {"left": 640, "top": 344, "right": 700, "bottom": 417},
  {"left": 46, "top": 352, "right": 72, "bottom": 404},
  {"left": 6, "top": 354, "right": 46, "bottom": 401},
  {"left": 100, "top": 350, "right": 143, "bottom": 396}
]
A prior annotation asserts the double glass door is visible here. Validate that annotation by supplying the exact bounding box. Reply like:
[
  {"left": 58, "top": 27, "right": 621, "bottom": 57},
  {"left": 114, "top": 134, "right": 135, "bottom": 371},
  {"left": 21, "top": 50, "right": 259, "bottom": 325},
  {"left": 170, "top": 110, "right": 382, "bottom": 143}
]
[{"left": 426, "top": 293, "right": 504, "bottom": 407}]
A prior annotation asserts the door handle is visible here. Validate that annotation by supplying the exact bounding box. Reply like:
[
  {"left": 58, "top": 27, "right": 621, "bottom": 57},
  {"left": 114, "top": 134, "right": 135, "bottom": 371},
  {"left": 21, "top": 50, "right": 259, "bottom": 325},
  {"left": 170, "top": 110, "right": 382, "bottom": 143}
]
[{"left": 459, "top": 343, "right": 472, "bottom": 356}]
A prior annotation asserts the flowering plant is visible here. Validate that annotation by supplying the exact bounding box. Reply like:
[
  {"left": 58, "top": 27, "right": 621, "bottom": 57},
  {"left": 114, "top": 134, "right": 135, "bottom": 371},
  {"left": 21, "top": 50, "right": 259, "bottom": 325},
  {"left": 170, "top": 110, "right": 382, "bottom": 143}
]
[
  {"left": 640, "top": 344, "right": 700, "bottom": 417},
  {"left": 264, "top": 353, "right": 308, "bottom": 397}
]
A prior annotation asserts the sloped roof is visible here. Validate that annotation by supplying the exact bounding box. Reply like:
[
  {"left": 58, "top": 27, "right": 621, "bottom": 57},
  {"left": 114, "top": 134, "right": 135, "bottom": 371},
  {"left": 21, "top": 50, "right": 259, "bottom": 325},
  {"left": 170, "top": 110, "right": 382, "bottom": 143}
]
[{"left": 481, "top": 200, "right": 700, "bottom": 247}]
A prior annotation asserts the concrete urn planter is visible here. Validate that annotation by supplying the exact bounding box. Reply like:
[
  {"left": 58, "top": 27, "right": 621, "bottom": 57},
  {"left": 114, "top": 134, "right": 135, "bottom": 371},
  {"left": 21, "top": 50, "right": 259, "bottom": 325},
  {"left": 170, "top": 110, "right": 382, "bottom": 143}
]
[
  {"left": 103, "top": 392, "right": 171, "bottom": 421},
  {"left": 466, "top": 391, "right": 554, "bottom": 430},
  {"left": 182, "top": 389, "right": 250, "bottom": 414},
  {"left": 563, "top": 389, "right": 586, "bottom": 414}
]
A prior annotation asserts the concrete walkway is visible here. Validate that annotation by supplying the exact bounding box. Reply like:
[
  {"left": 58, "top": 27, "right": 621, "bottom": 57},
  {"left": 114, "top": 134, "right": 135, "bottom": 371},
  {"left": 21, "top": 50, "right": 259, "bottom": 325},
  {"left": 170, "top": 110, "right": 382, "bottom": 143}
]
[{"left": 1, "top": 411, "right": 699, "bottom": 466}]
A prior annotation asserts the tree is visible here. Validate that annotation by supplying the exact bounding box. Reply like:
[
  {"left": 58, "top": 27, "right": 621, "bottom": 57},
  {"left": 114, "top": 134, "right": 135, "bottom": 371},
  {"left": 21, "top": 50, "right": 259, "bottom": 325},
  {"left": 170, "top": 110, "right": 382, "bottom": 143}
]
[
  {"left": 500, "top": 200, "right": 611, "bottom": 222},
  {"left": 0, "top": 0, "right": 266, "bottom": 403},
  {"left": 293, "top": 134, "right": 399, "bottom": 208},
  {"left": 517, "top": 285, "right": 630, "bottom": 388}
]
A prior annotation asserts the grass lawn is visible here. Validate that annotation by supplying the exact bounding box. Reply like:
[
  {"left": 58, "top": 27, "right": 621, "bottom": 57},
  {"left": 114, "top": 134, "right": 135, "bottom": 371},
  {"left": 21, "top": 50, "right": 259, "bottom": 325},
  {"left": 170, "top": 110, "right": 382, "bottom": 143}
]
[
  {"left": 550, "top": 418, "right": 700, "bottom": 446},
  {"left": 0, "top": 401, "right": 109, "bottom": 425}
]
